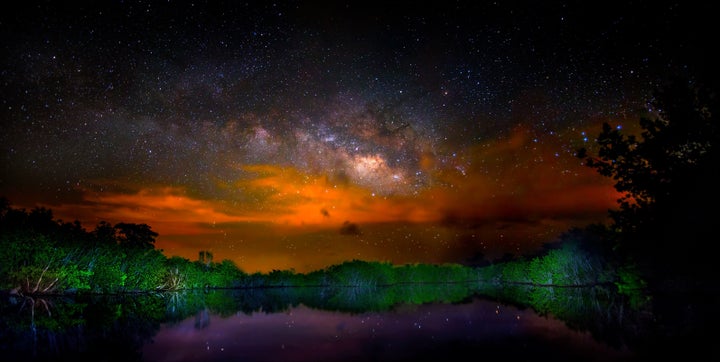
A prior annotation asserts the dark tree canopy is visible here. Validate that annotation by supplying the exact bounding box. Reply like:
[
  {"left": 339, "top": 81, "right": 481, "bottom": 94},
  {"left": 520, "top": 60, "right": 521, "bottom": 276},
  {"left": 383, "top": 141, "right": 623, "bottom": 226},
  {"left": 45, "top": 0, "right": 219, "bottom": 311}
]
[
  {"left": 92, "top": 220, "right": 117, "bottom": 246},
  {"left": 115, "top": 222, "right": 158, "bottom": 249},
  {"left": 578, "top": 78, "right": 719, "bottom": 278},
  {"left": 0, "top": 199, "right": 160, "bottom": 250}
]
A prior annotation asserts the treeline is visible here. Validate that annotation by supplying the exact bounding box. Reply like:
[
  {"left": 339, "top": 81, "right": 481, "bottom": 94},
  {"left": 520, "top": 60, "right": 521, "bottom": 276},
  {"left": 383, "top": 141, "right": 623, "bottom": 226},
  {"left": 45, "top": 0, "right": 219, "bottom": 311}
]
[
  {"left": 1, "top": 197, "right": 633, "bottom": 297},
  {"left": 0, "top": 197, "right": 243, "bottom": 294},
  {"left": 0, "top": 195, "right": 483, "bottom": 294},
  {"left": 0, "top": 198, "right": 486, "bottom": 294}
]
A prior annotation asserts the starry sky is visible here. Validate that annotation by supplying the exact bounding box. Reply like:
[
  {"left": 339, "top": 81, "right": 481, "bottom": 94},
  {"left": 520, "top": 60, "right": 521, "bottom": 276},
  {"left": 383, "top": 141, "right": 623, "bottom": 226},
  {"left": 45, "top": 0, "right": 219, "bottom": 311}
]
[{"left": 1, "top": 1, "right": 714, "bottom": 273}]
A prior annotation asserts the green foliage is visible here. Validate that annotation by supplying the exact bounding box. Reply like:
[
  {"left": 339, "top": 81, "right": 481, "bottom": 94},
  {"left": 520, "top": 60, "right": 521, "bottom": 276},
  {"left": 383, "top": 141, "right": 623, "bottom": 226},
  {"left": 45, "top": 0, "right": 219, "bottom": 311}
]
[
  {"left": 614, "top": 264, "right": 651, "bottom": 309},
  {"left": 0, "top": 196, "right": 639, "bottom": 298},
  {"left": 0, "top": 200, "right": 260, "bottom": 294},
  {"left": 0, "top": 233, "right": 93, "bottom": 294},
  {"left": 527, "top": 242, "right": 611, "bottom": 286},
  {"left": 322, "top": 260, "right": 394, "bottom": 287},
  {"left": 84, "top": 247, "right": 128, "bottom": 293},
  {"left": 0, "top": 233, "right": 39, "bottom": 289},
  {"left": 159, "top": 256, "right": 194, "bottom": 290},
  {"left": 474, "top": 264, "right": 500, "bottom": 283},
  {"left": 615, "top": 264, "right": 646, "bottom": 292},
  {"left": 155, "top": 256, "right": 248, "bottom": 291},
  {"left": 9, "top": 263, "right": 90, "bottom": 295},
  {"left": 528, "top": 256, "right": 554, "bottom": 285},
  {"left": 205, "top": 259, "right": 247, "bottom": 288},
  {"left": 121, "top": 249, "right": 167, "bottom": 291},
  {"left": 481, "top": 231, "right": 627, "bottom": 290},
  {"left": 499, "top": 259, "right": 530, "bottom": 283},
  {"left": 56, "top": 264, "right": 93, "bottom": 292}
]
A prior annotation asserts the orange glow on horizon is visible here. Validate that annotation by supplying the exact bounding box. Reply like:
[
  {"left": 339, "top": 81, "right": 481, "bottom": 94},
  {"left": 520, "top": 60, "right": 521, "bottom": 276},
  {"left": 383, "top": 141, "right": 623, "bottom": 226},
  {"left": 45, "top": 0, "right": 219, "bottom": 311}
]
[
  {"left": 44, "top": 122, "right": 622, "bottom": 239},
  {"left": 50, "top": 187, "right": 262, "bottom": 236},
  {"left": 237, "top": 164, "right": 442, "bottom": 225},
  {"left": 30, "top": 119, "right": 625, "bottom": 273}
]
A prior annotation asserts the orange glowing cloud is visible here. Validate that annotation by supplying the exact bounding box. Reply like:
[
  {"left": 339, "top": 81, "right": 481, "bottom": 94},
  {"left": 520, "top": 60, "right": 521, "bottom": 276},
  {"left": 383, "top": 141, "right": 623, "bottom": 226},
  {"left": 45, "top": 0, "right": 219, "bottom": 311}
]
[
  {"left": 229, "top": 122, "right": 620, "bottom": 228},
  {"left": 235, "top": 164, "right": 440, "bottom": 226},
  {"left": 37, "top": 119, "right": 624, "bottom": 275},
  {"left": 51, "top": 186, "right": 259, "bottom": 236},
  {"left": 44, "top": 120, "right": 621, "bottom": 249},
  {"left": 420, "top": 124, "right": 621, "bottom": 223},
  {"left": 26, "top": 120, "right": 626, "bottom": 275}
]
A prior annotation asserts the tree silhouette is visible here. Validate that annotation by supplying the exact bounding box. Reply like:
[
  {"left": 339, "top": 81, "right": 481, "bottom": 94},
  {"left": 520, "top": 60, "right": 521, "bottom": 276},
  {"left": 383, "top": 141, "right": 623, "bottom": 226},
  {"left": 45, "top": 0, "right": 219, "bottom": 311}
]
[
  {"left": 114, "top": 222, "right": 158, "bottom": 249},
  {"left": 27, "top": 206, "right": 57, "bottom": 234},
  {"left": 92, "top": 220, "right": 117, "bottom": 246},
  {"left": 578, "top": 78, "right": 719, "bottom": 280}
]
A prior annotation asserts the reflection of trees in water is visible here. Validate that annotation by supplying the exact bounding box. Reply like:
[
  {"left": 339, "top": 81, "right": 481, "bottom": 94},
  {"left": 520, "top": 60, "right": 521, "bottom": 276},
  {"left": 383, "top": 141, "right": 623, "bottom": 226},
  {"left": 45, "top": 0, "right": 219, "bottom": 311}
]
[
  {"left": 195, "top": 308, "right": 210, "bottom": 329},
  {"left": 478, "top": 284, "right": 652, "bottom": 350},
  {"left": 1, "top": 294, "right": 163, "bottom": 362},
  {"left": 3, "top": 284, "right": 712, "bottom": 361},
  {"left": 18, "top": 295, "right": 54, "bottom": 326},
  {"left": 17, "top": 296, "right": 57, "bottom": 360},
  {"left": 163, "top": 291, "right": 188, "bottom": 322}
]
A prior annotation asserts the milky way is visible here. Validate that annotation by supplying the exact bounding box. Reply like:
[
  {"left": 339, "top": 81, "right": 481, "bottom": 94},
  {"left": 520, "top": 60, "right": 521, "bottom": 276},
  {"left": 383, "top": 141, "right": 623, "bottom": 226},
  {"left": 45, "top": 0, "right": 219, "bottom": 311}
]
[{"left": 1, "top": 1, "right": 715, "bottom": 272}]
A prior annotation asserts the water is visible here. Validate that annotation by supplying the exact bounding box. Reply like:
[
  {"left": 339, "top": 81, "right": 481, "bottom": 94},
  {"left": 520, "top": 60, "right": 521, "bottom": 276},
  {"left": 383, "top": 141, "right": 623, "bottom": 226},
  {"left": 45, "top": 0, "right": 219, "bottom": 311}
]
[
  {"left": 1, "top": 285, "right": 717, "bottom": 361},
  {"left": 143, "top": 299, "right": 633, "bottom": 361}
]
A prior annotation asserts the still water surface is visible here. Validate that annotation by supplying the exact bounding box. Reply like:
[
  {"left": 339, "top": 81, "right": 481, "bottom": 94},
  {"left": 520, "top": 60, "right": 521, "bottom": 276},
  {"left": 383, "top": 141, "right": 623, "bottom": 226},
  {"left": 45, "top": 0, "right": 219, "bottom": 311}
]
[
  {"left": 142, "top": 297, "right": 632, "bottom": 361},
  {"left": 2, "top": 286, "right": 717, "bottom": 361}
]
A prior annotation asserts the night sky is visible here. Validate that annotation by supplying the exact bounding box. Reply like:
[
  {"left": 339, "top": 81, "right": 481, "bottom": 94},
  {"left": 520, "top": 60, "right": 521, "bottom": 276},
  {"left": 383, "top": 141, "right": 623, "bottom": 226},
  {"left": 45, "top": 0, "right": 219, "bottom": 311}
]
[{"left": 1, "top": 1, "right": 714, "bottom": 273}]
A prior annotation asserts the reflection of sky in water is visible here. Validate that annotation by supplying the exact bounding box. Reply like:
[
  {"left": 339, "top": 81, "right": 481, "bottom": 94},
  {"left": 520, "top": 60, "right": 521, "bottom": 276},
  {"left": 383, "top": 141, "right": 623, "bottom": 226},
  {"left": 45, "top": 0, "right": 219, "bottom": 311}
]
[{"left": 142, "top": 298, "right": 635, "bottom": 361}]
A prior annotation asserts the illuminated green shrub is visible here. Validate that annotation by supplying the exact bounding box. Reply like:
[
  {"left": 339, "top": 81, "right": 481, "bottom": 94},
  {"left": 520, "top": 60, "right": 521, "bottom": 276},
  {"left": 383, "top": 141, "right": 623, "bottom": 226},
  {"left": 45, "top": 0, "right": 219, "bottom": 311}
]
[
  {"left": 122, "top": 249, "right": 168, "bottom": 291},
  {"left": 500, "top": 259, "right": 530, "bottom": 283},
  {"left": 205, "top": 259, "right": 247, "bottom": 288},
  {"left": 85, "top": 248, "right": 127, "bottom": 293}
]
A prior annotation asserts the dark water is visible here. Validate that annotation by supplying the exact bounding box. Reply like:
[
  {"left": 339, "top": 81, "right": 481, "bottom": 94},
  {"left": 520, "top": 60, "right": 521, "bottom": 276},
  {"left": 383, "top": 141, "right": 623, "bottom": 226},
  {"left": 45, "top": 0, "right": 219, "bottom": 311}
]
[
  {"left": 142, "top": 299, "right": 633, "bottom": 362},
  {"left": 1, "top": 285, "right": 717, "bottom": 361}
]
